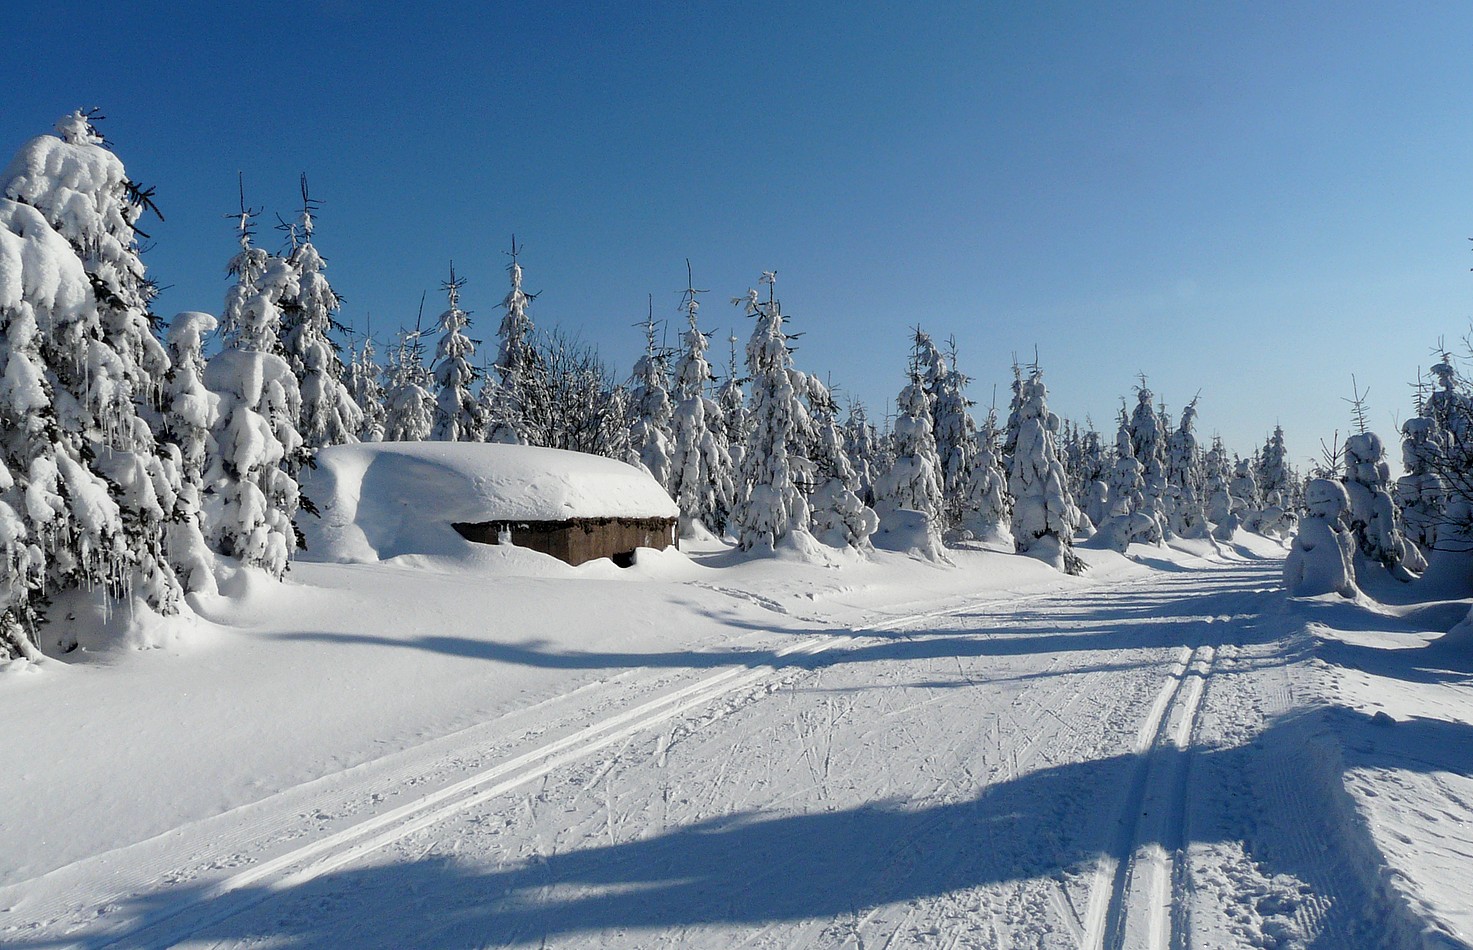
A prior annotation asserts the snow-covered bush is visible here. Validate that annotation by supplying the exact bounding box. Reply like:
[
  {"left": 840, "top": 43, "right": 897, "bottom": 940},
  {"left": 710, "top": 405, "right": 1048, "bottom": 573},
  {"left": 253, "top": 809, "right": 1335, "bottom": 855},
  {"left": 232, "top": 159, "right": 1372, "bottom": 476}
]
[
  {"left": 1284, "top": 478, "right": 1358, "bottom": 598},
  {"left": 1007, "top": 370, "right": 1082, "bottom": 574}
]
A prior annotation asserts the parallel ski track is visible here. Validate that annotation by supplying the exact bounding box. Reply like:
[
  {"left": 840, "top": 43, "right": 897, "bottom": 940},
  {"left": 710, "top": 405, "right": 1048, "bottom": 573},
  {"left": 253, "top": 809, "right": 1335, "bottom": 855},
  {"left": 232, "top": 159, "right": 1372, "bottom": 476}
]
[
  {"left": 83, "top": 581, "right": 1109, "bottom": 949},
  {"left": 1080, "top": 642, "right": 1218, "bottom": 950}
]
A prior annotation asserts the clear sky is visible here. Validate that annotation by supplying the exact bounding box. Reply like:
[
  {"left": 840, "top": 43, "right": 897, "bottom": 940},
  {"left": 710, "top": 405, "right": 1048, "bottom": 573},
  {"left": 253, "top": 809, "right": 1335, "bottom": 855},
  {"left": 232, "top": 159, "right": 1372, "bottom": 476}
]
[{"left": 7, "top": 1, "right": 1473, "bottom": 469}]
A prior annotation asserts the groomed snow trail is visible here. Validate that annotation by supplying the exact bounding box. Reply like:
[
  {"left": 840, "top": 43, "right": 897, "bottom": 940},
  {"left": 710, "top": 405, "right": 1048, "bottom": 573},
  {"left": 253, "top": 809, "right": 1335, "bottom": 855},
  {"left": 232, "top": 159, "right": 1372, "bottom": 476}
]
[{"left": 9, "top": 552, "right": 1413, "bottom": 949}]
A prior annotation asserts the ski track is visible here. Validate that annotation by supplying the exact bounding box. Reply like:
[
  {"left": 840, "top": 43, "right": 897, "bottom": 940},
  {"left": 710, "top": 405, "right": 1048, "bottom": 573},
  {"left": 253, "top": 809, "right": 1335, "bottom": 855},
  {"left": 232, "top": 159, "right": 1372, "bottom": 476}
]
[
  {"left": 9, "top": 553, "right": 1396, "bottom": 950},
  {"left": 25, "top": 580, "right": 1108, "bottom": 948}
]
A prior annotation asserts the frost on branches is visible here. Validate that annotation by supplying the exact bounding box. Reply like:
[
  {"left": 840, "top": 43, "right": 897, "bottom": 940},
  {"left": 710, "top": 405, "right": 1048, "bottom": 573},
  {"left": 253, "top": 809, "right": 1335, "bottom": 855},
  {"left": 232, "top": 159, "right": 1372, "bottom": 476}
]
[
  {"left": 1343, "top": 431, "right": 1424, "bottom": 582},
  {"left": 0, "top": 112, "right": 199, "bottom": 658},
  {"left": 729, "top": 275, "right": 816, "bottom": 553},
  {"left": 429, "top": 266, "right": 482, "bottom": 442},
  {"left": 1007, "top": 370, "right": 1082, "bottom": 574},
  {"left": 668, "top": 268, "right": 734, "bottom": 537},
  {"left": 1284, "top": 478, "right": 1358, "bottom": 598}
]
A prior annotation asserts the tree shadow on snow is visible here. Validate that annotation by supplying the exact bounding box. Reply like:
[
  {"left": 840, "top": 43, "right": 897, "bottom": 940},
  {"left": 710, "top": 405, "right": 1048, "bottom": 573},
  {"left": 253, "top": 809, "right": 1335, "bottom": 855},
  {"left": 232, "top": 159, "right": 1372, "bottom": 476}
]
[{"left": 52, "top": 712, "right": 1430, "bottom": 950}]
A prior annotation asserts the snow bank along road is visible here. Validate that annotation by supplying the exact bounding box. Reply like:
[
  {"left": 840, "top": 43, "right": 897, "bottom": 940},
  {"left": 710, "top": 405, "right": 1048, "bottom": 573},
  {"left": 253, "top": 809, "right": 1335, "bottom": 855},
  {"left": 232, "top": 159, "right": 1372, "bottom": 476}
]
[{"left": 5, "top": 553, "right": 1435, "bottom": 948}]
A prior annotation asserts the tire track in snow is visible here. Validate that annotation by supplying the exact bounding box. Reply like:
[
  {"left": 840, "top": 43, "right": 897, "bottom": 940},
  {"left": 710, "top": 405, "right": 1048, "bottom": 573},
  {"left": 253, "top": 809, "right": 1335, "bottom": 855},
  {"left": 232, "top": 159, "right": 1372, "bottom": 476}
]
[{"left": 1080, "top": 641, "right": 1217, "bottom": 950}]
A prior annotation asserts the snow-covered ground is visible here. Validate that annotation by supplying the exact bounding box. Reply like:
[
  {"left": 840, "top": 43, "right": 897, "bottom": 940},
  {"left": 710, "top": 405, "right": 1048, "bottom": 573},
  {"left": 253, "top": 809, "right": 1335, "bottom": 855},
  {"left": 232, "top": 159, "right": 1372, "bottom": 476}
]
[{"left": 2, "top": 526, "right": 1471, "bottom": 949}]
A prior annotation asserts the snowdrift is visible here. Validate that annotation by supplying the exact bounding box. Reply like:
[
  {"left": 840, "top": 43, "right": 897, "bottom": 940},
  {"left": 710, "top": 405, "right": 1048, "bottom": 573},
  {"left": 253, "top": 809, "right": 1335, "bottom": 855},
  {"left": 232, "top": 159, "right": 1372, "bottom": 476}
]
[{"left": 299, "top": 442, "right": 678, "bottom": 563}]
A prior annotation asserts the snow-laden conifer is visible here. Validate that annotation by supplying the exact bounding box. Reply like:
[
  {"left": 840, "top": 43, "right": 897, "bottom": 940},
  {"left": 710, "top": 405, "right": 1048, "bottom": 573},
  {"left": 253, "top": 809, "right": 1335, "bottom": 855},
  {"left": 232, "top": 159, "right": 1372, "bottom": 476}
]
[
  {"left": 875, "top": 369, "right": 944, "bottom": 527},
  {"left": 843, "top": 403, "right": 880, "bottom": 508},
  {"left": 959, "top": 408, "right": 1010, "bottom": 544},
  {"left": 345, "top": 336, "right": 386, "bottom": 442},
  {"left": 628, "top": 300, "right": 675, "bottom": 493},
  {"left": 1007, "top": 370, "right": 1082, "bottom": 574},
  {"left": 1205, "top": 437, "right": 1236, "bottom": 540},
  {"left": 382, "top": 330, "right": 435, "bottom": 442},
  {"left": 487, "top": 240, "right": 546, "bottom": 444},
  {"left": 277, "top": 180, "right": 361, "bottom": 450},
  {"left": 717, "top": 333, "right": 748, "bottom": 479},
  {"left": 1097, "top": 412, "right": 1161, "bottom": 551},
  {"left": 1166, "top": 399, "right": 1209, "bottom": 538},
  {"left": 1397, "top": 416, "right": 1444, "bottom": 551},
  {"left": 1128, "top": 381, "right": 1170, "bottom": 534},
  {"left": 429, "top": 265, "right": 481, "bottom": 442},
  {"left": 668, "top": 266, "right": 734, "bottom": 536},
  {"left": 1343, "top": 431, "right": 1424, "bottom": 581},
  {"left": 916, "top": 331, "right": 975, "bottom": 528},
  {"left": 160, "top": 311, "right": 220, "bottom": 594},
  {"left": 1284, "top": 478, "right": 1358, "bottom": 598},
  {"left": 807, "top": 377, "right": 877, "bottom": 549},
  {"left": 1229, "top": 458, "right": 1260, "bottom": 530},
  {"left": 729, "top": 274, "right": 816, "bottom": 552}
]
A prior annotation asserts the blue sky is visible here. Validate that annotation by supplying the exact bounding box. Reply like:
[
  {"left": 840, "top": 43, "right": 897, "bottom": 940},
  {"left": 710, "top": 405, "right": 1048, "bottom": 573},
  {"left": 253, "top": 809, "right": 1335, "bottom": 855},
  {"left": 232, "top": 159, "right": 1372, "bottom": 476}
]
[{"left": 7, "top": 2, "right": 1473, "bottom": 467}]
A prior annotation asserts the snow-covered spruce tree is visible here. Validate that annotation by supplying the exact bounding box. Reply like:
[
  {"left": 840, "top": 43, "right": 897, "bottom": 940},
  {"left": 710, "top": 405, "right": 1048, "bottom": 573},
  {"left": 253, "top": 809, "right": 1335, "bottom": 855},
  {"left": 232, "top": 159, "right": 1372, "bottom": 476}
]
[
  {"left": 875, "top": 368, "right": 945, "bottom": 530},
  {"left": 1002, "top": 360, "right": 1024, "bottom": 467},
  {"left": 668, "top": 265, "right": 734, "bottom": 536},
  {"left": 277, "top": 180, "right": 361, "bottom": 450},
  {"left": 916, "top": 330, "right": 976, "bottom": 529},
  {"left": 729, "top": 274, "right": 816, "bottom": 552},
  {"left": 205, "top": 200, "right": 305, "bottom": 577},
  {"left": 807, "top": 377, "right": 878, "bottom": 549},
  {"left": 1254, "top": 425, "right": 1296, "bottom": 537},
  {"left": 382, "top": 330, "right": 435, "bottom": 442},
  {"left": 487, "top": 240, "right": 546, "bottom": 445},
  {"left": 1096, "top": 412, "right": 1160, "bottom": 552},
  {"left": 1128, "top": 381, "right": 1170, "bottom": 535},
  {"left": 1397, "top": 415, "right": 1444, "bottom": 551},
  {"left": 1, "top": 111, "right": 203, "bottom": 657},
  {"left": 1166, "top": 399, "right": 1209, "bottom": 538},
  {"left": 1343, "top": 431, "right": 1424, "bottom": 581},
  {"left": 844, "top": 402, "right": 880, "bottom": 508},
  {"left": 628, "top": 299, "right": 675, "bottom": 493},
  {"left": 960, "top": 408, "right": 1011, "bottom": 544},
  {"left": 160, "top": 311, "right": 220, "bottom": 594},
  {"left": 429, "top": 265, "right": 481, "bottom": 442},
  {"left": 1284, "top": 478, "right": 1359, "bottom": 598},
  {"left": 1229, "top": 457, "right": 1261, "bottom": 531},
  {"left": 593, "top": 383, "right": 644, "bottom": 469},
  {"left": 1007, "top": 369, "right": 1083, "bottom": 574},
  {"left": 345, "top": 336, "right": 386, "bottom": 441},
  {"left": 716, "top": 333, "right": 749, "bottom": 478},
  {"left": 1205, "top": 436, "right": 1236, "bottom": 540}
]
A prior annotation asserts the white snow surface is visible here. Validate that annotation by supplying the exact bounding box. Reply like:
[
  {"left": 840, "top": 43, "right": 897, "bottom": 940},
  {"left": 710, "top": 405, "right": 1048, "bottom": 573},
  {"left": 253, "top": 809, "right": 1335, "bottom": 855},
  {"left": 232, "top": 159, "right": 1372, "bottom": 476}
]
[
  {"left": 3, "top": 525, "right": 1473, "bottom": 949},
  {"left": 301, "top": 441, "right": 679, "bottom": 563}
]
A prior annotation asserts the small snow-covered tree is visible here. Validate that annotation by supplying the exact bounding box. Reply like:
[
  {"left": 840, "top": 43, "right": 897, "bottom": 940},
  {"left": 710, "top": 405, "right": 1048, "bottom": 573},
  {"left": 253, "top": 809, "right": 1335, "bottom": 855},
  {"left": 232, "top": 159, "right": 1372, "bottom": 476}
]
[
  {"left": 668, "top": 265, "right": 734, "bottom": 535},
  {"left": 1166, "top": 399, "right": 1209, "bottom": 538},
  {"left": 383, "top": 330, "right": 435, "bottom": 443},
  {"left": 716, "top": 333, "right": 748, "bottom": 478},
  {"left": 876, "top": 369, "right": 944, "bottom": 526},
  {"left": 429, "top": 265, "right": 482, "bottom": 441},
  {"left": 1229, "top": 457, "right": 1260, "bottom": 530},
  {"left": 959, "top": 408, "right": 1010, "bottom": 544},
  {"left": 1128, "top": 380, "right": 1170, "bottom": 534},
  {"left": 729, "top": 274, "right": 816, "bottom": 551},
  {"left": 1397, "top": 416, "right": 1444, "bottom": 551},
  {"left": 1284, "top": 478, "right": 1359, "bottom": 598},
  {"left": 916, "top": 331, "right": 975, "bottom": 529},
  {"left": 1343, "top": 432, "right": 1423, "bottom": 581},
  {"left": 277, "top": 179, "right": 361, "bottom": 450},
  {"left": 1205, "top": 436, "right": 1236, "bottom": 540},
  {"left": 160, "top": 311, "right": 220, "bottom": 594},
  {"left": 345, "top": 336, "right": 386, "bottom": 442},
  {"left": 1007, "top": 369, "right": 1082, "bottom": 574},
  {"left": 1097, "top": 412, "right": 1161, "bottom": 551},
  {"left": 487, "top": 239, "right": 547, "bottom": 445},
  {"left": 844, "top": 402, "right": 881, "bottom": 509},
  {"left": 628, "top": 299, "right": 675, "bottom": 493},
  {"left": 807, "top": 377, "right": 877, "bottom": 549}
]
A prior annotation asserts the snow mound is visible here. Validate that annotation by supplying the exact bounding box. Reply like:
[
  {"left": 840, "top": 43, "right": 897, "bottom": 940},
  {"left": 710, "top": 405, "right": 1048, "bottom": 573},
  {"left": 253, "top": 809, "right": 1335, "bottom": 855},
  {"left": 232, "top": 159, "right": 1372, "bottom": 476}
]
[{"left": 299, "top": 442, "right": 678, "bottom": 564}]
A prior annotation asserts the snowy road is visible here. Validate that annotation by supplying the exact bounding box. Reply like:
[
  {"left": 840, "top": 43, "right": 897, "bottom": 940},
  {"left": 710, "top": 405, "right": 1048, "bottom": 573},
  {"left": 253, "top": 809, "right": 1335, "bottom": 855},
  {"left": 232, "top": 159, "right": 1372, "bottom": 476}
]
[{"left": 6, "top": 552, "right": 1427, "bottom": 948}]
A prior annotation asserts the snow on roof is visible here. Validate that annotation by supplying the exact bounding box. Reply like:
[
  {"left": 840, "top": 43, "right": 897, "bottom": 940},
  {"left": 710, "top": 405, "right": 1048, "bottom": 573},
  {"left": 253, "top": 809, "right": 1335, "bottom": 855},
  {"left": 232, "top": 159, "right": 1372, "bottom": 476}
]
[{"left": 300, "top": 441, "right": 678, "bottom": 563}]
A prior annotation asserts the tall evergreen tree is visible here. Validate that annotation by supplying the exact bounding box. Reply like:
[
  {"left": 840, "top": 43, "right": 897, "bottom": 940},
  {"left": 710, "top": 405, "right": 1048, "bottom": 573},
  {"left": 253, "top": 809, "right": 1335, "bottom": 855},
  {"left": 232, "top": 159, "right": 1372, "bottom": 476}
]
[
  {"left": 628, "top": 298, "right": 675, "bottom": 493},
  {"left": 382, "top": 329, "right": 435, "bottom": 442},
  {"left": 807, "top": 377, "right": 878, "bottom": 549},
  {"left": 345, "top": 334, "right": 386, "bottom": 442},
  {"left": 1007, "top": 369, "right": 1082, "bottom": 574},
  {"left": 730, "top": 273, "right": 815, "bottom": 551},
  {"left": 487, "top": 239, "right": 545, "bottom": 444},
  {"left": 429, "top": 265, "right": 481, "bottom": 441},
  {"left": 668, "top": 264, "right": 734, "bottom": 535}
]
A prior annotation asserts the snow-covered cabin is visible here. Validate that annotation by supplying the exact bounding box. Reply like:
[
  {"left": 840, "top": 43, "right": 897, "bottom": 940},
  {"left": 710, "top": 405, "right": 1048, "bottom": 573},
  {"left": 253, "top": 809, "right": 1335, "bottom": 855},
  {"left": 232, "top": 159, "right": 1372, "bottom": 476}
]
[{"left": 301, "top": 442, "right": 679, "bottom": 566}]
